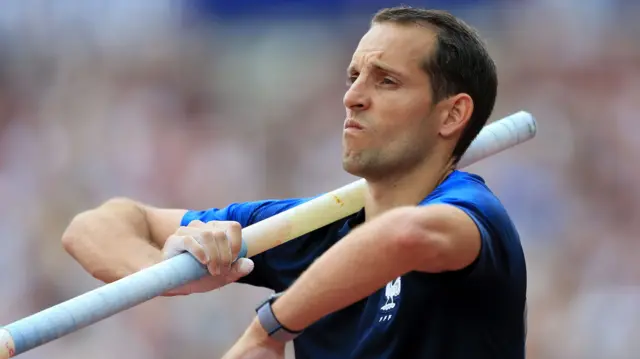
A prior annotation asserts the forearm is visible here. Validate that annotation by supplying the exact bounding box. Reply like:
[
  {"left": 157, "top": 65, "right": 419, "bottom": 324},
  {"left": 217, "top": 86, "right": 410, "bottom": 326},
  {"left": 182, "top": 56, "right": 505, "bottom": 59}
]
[
  {"left": 270, "top": 208, "right": 428, "bottom": 331},
  {"left": 62, "top": 198, "right": 161, "bottom": 281}
]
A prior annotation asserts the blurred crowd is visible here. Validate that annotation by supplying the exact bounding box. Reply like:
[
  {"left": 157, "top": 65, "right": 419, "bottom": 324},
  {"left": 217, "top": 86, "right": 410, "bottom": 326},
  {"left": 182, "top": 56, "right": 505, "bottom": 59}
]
[{"left": 0, "top": 1, "right": 639, "bottom": 358}]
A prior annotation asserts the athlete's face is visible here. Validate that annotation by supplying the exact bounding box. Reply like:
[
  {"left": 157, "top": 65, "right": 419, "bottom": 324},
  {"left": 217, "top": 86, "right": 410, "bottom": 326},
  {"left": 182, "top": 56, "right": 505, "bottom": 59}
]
[{"left": 341, "top": 23, "right": 442, "bottom": 179}]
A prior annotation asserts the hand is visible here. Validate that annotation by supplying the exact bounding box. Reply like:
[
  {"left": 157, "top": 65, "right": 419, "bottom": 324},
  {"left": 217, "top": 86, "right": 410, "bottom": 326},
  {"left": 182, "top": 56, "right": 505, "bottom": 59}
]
[
  {"left": 221, "top": 319, "right": 286, "bottom": 359},
  {"left": 161, "top": 220, "right": 254, "bottom": 296}
]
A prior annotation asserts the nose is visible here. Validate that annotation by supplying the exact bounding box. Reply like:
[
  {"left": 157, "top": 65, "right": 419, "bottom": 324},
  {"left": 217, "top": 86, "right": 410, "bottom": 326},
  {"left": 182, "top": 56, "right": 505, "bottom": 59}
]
[{"left": 343, "top": 80, "right": 371, "bottom": 113}]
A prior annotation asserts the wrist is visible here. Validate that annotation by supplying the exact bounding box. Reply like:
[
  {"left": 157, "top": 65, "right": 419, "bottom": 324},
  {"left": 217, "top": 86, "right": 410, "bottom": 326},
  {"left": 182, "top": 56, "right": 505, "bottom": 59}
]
[
  {"left": 270, "top": 296, "right": 307, "bottom": 332},
  {"left": 247, "top": 317, "right": 270, "bottom": 340},
  {"left": 246, "top": 317, "right": 286, "bottom": 349},
  {"left": 255, "top": 292, "right": 304, "bottom": 342}
]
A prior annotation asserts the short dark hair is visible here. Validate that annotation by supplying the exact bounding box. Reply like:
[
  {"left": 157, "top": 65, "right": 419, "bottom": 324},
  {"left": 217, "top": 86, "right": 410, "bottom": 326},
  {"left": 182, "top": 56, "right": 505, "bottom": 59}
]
[{"left": 372, "top": 7, "right": 497, "bottom": 163}]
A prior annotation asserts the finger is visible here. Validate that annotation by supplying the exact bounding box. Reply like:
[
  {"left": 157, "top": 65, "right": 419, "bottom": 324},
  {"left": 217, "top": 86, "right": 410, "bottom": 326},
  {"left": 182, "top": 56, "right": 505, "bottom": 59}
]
[
  {"left": 220, "top": 228, "right": 236, "bottom": 272},
  {"left": 229, "top": 258, "right": 254, "bottom": 278},
  {"left": 220, "top": 230, "right": 233, "bottom": 272},
  {"left": 162, "top": 258, "right": 255, "bottom": 297},
  {"left": 209, "top": 231, "right": 227, "bottom": 276},
  {"left": 175, "top": 224, "right": 207, "bottom": 236},
  {"left": 226, "top": 232, "right": 233, "bottom": 270},
  {"left": 186, "top": 219, "right": 207, "bottom": 228},
  {"left": 223, "top": 221, "right": 243, "bottom": 259},
  {"left": 194, "top": 231, "right": 220, "bottom": 276},
  {"left": 215, "top": 258, "right": 254, "bottom": 287},
  {"left": 162, "top": 234, "right": 186, "bottom": 259},
  {"left": 163, "top": 235, "right": 209, "bottom": 265}
]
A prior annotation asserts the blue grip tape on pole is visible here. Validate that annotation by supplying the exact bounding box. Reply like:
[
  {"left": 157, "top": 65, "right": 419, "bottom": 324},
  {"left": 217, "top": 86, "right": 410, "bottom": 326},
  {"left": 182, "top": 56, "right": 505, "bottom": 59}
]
[
  {"left": 237, "top": 239, "right": 248, "bottom": 259},
  {"left": 3, "top": 253, "right": 208, "bottom": 356}
]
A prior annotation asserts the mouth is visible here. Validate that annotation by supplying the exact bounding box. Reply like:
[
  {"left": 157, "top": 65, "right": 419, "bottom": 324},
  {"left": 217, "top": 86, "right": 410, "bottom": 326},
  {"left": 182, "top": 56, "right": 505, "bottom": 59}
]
[{"left": 344, "top": 119, "right": 364, "bottom": 130}]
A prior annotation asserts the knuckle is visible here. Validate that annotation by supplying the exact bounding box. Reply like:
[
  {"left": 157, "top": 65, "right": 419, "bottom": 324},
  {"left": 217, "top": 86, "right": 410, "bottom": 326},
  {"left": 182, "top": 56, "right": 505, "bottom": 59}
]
[
  {"left": 202, "top": 234, "right": 220, "bottom": 251},
  {"left": 211, "top": 230, "right": 228, "bottom": 242},
  {"left": 199, "top": 231, "right": 215, "bottom": 243},
  {"left": 183, "top": 235, "right": 203, "bottom": 250},
  {"left": 181, "top": 235, "right": 194, "bottom": 248},
  {"left": 188, "top": 220, "right": 206, "bottom": 227},
  {"left": 165, "top": 234, "right": 182, "bottom": 247},
  {"left": 183, "top": 237, "right": 208, "bottom": 261},
  {"left": 226, "top": 221, "right": 242, "bottom": 232}
]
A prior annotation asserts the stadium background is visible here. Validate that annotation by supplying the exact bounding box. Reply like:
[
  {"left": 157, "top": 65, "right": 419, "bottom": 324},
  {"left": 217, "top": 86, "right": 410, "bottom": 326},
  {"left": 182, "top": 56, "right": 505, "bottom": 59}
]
[{"left": 0, "top": 0, "right": 638, "bottom": 358}]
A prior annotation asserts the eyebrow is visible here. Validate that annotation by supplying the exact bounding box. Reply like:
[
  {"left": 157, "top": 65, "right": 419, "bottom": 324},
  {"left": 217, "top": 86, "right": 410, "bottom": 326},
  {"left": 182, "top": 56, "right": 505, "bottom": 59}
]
[{"left": 347, "top": 60, "right": 406, "bottom": 79}]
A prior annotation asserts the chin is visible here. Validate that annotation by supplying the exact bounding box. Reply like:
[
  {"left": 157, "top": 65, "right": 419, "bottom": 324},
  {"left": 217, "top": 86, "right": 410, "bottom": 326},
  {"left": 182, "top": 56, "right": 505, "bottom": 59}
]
[
  {"left": 341, "top": 157, "right": 361, "bottom": 176},
  {"left": 342, "top": 156, "right": 373, "bottom": 178}
]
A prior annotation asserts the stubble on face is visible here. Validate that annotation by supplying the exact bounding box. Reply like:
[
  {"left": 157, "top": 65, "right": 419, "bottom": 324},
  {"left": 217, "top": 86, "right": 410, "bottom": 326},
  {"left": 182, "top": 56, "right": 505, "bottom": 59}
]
[{"left": 341, "top": 23, "right": 440, "bottom": 180}]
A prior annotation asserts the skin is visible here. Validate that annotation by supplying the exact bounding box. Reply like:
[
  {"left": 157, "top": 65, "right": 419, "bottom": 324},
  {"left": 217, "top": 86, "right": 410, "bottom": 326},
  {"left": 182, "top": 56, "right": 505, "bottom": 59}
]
[
  {"left": 341, "top": 22, "right": 473, "bottom": 220},
  {"left": 222, "top": 22, "right": 481, "bottom": 359},
  {"left": 61, "top": 20, "right": 483, "bottom": 359}
]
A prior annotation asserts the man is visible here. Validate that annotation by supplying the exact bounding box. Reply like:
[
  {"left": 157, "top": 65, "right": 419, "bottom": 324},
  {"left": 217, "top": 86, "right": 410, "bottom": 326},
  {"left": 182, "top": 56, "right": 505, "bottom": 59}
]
[{"left": 62, "top": 6, "right": 527, "bottom": 359}]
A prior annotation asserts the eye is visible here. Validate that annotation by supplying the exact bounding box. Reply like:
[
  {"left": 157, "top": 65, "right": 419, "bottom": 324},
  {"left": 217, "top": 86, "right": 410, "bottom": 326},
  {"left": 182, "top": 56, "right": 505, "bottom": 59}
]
[
  {"left": 346, "top": 73, "right": 358, "bottom": 86},
  {"left": 381, "top": 77, "right": 397, "bottom": 85}
]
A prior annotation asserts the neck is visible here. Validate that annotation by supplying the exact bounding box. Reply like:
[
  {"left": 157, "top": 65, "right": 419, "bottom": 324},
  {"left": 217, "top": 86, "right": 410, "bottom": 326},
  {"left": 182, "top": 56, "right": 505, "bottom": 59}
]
[{"left": 363, "top": 154, "right": 454, "bottom": 221}]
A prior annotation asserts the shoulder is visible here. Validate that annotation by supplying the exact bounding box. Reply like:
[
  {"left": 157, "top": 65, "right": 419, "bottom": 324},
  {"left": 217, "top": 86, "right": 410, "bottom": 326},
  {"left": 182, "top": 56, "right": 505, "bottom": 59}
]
[
  {"left": 426, "top": 170, "right": 498, "bottom": 206},
  {"left": 181, "top": 197, "right": 314, "bottom": 227},
  {"left": 422, "top": 170, "right": 524, "bottom": 276},
  {"left": 423, "top": 170, "right": 516, "bottom": 235}
]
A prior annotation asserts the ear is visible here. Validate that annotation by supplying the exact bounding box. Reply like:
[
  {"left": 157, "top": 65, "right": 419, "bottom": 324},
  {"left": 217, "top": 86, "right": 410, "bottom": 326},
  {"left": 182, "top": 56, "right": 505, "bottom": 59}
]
[{"left": 439, "top": 93, "right": 473, "bottom": 138}]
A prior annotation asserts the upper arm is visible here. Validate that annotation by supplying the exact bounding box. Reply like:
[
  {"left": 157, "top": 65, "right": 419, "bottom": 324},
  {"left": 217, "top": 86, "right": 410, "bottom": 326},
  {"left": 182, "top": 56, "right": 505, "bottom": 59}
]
[
  {"left": 409, "top": 188, "right": 516, "bottom": 275},
  {"left": 409, "top": 204, "right": 482, "bottom": 273}
]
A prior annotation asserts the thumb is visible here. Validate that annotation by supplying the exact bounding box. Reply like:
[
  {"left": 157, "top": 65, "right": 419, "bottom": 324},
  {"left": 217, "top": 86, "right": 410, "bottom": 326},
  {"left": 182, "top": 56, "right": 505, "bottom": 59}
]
[
  {"left": 229, "top": 258, "right": 255, "bottom": 278},
  {"left": 162, "top": 258, "right": 254, "bottom": 297}
]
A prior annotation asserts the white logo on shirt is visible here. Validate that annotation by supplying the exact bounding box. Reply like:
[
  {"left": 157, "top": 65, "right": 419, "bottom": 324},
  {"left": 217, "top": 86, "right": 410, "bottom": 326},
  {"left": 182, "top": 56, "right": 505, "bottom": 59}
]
[{"left": 379, "top": 277, "right": 401, "bottom": 322}]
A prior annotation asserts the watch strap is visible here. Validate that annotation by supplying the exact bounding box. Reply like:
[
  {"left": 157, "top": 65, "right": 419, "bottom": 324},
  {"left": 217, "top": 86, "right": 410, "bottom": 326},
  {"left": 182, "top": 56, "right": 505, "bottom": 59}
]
[{"left": 256, "top": 292, "right": 303, "bottom": 342}]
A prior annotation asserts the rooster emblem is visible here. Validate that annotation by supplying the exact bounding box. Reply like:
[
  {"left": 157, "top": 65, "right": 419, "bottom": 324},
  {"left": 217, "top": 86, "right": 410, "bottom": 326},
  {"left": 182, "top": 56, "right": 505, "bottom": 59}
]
[{"left": 381, "top": 277, "right": 401, "bottom": 311}]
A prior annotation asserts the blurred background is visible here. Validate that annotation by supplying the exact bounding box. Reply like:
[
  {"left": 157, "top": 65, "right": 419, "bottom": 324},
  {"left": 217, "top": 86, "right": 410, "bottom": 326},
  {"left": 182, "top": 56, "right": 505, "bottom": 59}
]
[{"left": 0, "top": 0, "right": 639, "bottom": 358}]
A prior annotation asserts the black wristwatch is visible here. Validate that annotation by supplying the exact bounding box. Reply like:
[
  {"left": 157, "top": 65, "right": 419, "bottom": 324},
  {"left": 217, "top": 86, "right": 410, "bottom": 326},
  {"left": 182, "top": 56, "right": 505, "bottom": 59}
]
[{"left": 255, "top": 292, "right": 303, "bottom": 342}]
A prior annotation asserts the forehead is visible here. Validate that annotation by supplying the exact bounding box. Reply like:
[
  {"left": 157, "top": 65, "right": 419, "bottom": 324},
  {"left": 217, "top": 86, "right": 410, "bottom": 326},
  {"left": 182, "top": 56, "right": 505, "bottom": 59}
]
[{"left": 351, "top": 23, "right": 436, "bottom": 71}]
